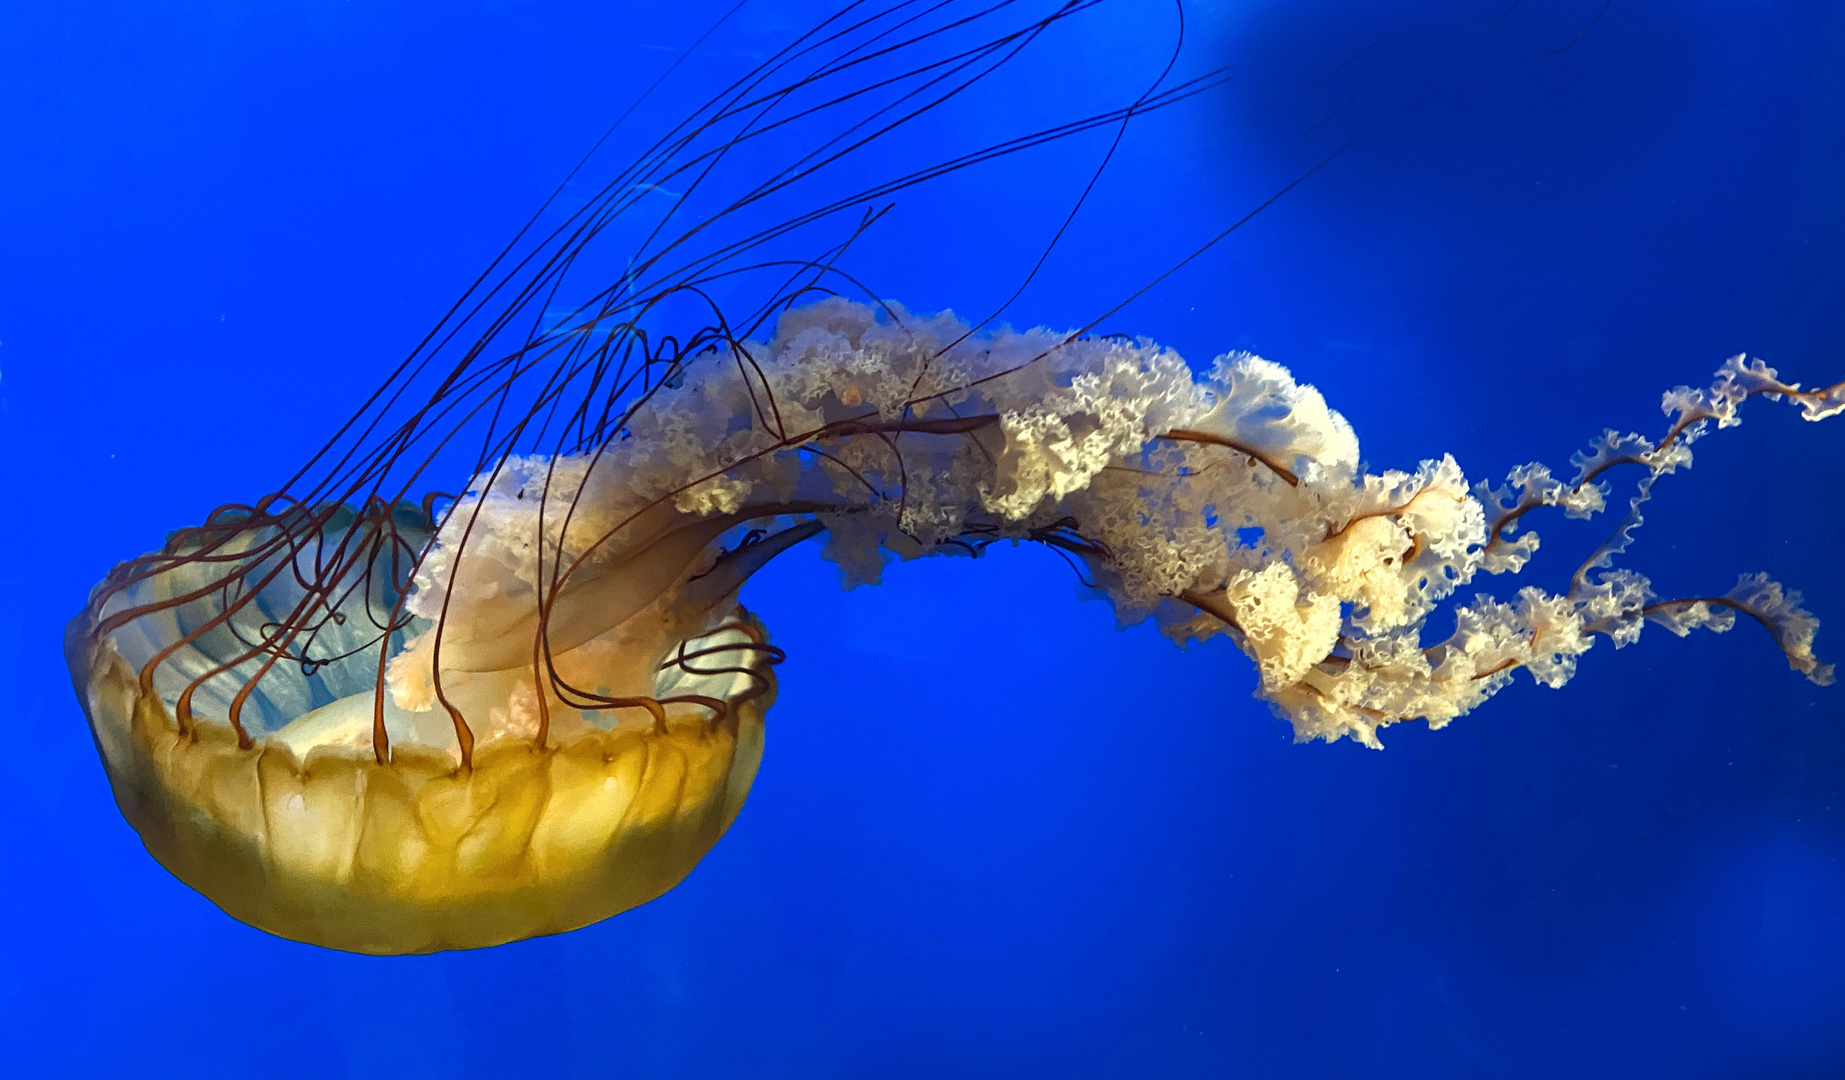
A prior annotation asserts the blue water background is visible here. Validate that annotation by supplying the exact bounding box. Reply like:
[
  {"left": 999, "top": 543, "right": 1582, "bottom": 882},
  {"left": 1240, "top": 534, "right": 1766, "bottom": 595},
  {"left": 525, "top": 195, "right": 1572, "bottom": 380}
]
[{"left": 3, "top": 1, "right": 1843, "bottom": 1076}]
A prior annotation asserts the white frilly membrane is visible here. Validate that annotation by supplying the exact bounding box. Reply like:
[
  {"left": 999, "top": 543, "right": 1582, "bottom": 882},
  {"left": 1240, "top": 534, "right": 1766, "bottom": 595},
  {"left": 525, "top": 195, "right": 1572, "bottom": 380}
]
[{"left": 382, "top": 300, "right": 1837, "bottom": 752}]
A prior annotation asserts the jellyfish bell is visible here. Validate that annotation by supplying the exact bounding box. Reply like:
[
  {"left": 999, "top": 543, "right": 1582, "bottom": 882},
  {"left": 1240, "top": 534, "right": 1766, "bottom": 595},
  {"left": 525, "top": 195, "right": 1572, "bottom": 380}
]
[{"left": 66, "top": 495, "right": 793, "bottom": 953}]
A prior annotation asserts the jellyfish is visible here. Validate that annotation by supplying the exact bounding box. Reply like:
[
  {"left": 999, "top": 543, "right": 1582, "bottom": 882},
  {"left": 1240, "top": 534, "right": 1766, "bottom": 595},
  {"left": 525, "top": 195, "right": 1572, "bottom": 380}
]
[{"left": 66, "top": 0, "right": 1842, "bottom": 953}]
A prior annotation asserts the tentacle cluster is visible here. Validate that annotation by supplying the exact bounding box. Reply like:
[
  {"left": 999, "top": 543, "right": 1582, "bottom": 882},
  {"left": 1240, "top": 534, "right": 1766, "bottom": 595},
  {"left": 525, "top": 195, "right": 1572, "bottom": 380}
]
[{"left": 399, "top": 299, "right": 1838, "bottom": 751}]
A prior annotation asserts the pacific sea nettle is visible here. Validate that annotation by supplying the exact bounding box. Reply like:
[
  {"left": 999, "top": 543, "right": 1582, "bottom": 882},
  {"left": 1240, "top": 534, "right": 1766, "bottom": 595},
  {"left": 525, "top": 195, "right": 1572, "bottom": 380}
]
[
  {"left": 63, "top": 1, "right": 1845, "bottom": 954},
  {"left": 67, "top": 299, "right": 1843, "bottom": 953}
]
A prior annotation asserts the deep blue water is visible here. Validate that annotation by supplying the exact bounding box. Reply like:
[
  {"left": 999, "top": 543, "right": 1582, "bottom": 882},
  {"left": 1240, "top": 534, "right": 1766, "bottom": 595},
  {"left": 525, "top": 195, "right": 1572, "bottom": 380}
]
[{"left": 3, "top": 2, "right": 1844, "bottom": 1076}]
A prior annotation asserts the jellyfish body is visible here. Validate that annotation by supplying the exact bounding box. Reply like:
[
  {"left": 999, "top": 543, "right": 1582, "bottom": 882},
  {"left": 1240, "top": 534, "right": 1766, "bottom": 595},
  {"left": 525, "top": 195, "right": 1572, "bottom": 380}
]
[
  {"left": 70, "top": 300, "right": 1840, "bottom": 953},
  {"left": 65, "top": 0, "right": 1843, "bottom": 954}
]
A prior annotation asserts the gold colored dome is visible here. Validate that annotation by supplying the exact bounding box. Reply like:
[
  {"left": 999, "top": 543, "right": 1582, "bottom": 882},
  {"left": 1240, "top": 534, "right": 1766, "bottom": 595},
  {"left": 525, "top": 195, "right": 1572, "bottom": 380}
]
[{"left": 68, "top": 502, "right": 774, "bottom": 954}]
